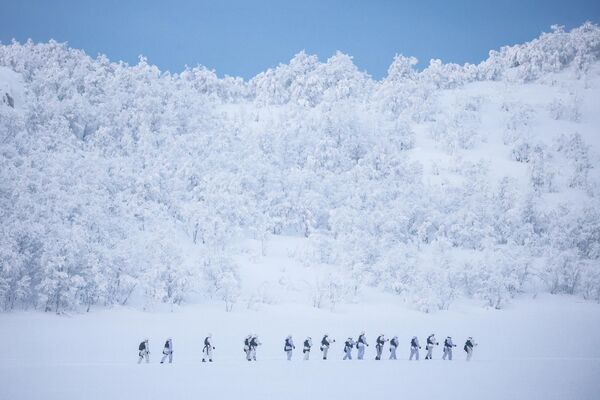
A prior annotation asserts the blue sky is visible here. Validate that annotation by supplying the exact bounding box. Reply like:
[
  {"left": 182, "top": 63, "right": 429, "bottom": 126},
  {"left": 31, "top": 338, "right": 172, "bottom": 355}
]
[{"left": 1, "top": 0, "right": 599, "bottom": 79}]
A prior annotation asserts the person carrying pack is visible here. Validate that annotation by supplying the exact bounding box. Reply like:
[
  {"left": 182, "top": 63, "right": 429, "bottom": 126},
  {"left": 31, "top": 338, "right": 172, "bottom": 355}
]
[
  {"left": 409, "top": 336, "right": 421, "bottom": 360},
  {"left": 202, "top": 334, "right": 215, "bottom": 362},
  {"left": 250, "top": 334, "right": 261, "bottom": 361},
  {"left": 442, "top": 336, "right": 456, "bottom": 360},
  {"left": 389, "top": 336, "right": 399, "bottom": 360},
  {"left": 137, "top": 338, "right": 150, "bottom": 364},
  {"left": 375, "top": 334, "right": 388, "bottom": 360},
  {"left": 303, "top": 337, "right": 312, "bottom": 360},
  {"left": 160, "top": 338, "right": 173, "bottom": 364},
  {"left": 425, "top": 333, "right": 438, "bottom": 360},
  {"left": 356, "top": 332, "right": 369, "bottom": 360},
  {"left": 244, "top": 334, "right": 252, "bottom": 361},
  {"left": 464, "top": 337, "right": 478, "bottom": 361},
  {"left": 320, "top": 334, "right": 335, "bottom": 360},
  {"left": 343, "top": 337, "right": 355, "bottom": 360},
  {"left": 284, "top": 335, "right": 295, "bottom": 361}
]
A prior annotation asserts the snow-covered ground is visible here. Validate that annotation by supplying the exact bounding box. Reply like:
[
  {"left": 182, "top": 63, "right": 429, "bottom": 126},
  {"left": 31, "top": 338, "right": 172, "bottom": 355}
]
[{"left": 1, "top": 294, "right": 599, "bottom": 400}]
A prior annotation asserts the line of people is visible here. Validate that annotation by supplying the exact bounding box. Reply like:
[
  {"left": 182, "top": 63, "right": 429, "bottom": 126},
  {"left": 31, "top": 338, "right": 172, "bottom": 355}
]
[
  {"left": 138, "top": 333, "right": 477, "bottom": 363},
  {"left": 137, "top": 334, "right": 215, "bottom": 364},
  {"left": 341, "top": 333, "right": 478, "bottom": 361},
  {"left": 413, "top": 333, "right": 478, "bottom": 361}
]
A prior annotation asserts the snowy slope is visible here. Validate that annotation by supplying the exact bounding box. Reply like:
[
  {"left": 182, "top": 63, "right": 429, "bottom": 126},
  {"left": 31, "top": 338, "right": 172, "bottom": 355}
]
[{"left": 1, "top": 25, "right": 600, "bottom": 314}]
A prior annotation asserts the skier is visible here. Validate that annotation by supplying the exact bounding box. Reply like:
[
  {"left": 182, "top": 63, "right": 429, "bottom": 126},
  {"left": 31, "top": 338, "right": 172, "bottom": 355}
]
[
  {"left": 160, "top": 338, "right": 173, "bottom": 364},
  {"left": 409, "top": 336, "right": 421, "bottom": 360},
  {"left": 343, "top": 337, "right": 355, "bottom": 360},
  {"left": 425, "top": 333, "right": 438, "bottom": 360},
  {"left": 303, "top": 337, "right": 312, "bottom": 360},
  {"left": 375, "top": 334, "right": 388, "bottom": 360},
  {"left": 356, "top": 332, "right": 369, "bottom": 360},
  {"left": 244, "top": 334, "right": 252, "bottom": 361},
  {"left": 137, "top": 338, "right": 150, "bottom": 364},
  {"left": 202, "top": 334, "right": 214, "bottom": 362},
  {"left": 250, "top": 334, "right": 261, "bottom": 361},
  {"left": 464, "top": 337, "right": 478, "bottom": 361},
  {"left": 320, "top": 334, "right": 335, "bottom": 360},
  {"left": 408, "top": 336, "right": 421, "bottom": 361},
  {"left": 442, "top": 336, "right": 456, "bottom": 360},
  {"left": 389, "top": 336, "right": 399, "bottom": 360},
  {"left": 284, "top": 335, "right": 295, "bottom": 361}
]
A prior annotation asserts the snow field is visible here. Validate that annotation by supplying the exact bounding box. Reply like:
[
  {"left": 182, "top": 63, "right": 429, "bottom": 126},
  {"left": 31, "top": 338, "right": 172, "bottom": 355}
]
[{"left": 1, "top": 294, "right": 599, "bottom": 400}]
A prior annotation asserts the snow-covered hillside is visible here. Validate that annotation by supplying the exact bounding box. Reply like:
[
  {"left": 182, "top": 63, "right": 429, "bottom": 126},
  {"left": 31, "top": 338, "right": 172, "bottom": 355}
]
[{"left": 1, "top": 24, "right": 600, "bottom": 314}]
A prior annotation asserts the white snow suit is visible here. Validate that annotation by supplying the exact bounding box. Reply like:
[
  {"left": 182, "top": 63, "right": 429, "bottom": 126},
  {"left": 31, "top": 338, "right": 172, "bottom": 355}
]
[
  {"left": 284, "top": 337, "right": 295, "bottom": 361},
  {"left": 375, "top": 335, "right": 387, "bottom": 360},
  {"left": 357, "top": 334, "right": 368, "bottom": 360},
  {"left": 389, "top": 337, "right": 398, "bottom": 360},
  {"left": 343, "top": 339, "right": 355, "bottom": 360},
  {"left": 409, "top": 337, "right": 420, "bottom": 360},
  {"left": 250, "top": 337, "right": 261, "bottom": 361},
  {"left": 321, "top": 336, "right": 335, "bottom": 360},
  {"left": 202, "top": 336, "right": 214, "bottom": 362},
  {"left": 137, "top": 340, "right": 150, "bottom": 364},
  {"left": 160, "top": 339, "right": 173, "bottom": 364},
  {"left": 425, "top": 335, "right": 438, "bottom": 359},
  {"left": 303, "top": 338, "right": 312, "bottom": 360},
  {"left": 244, "top": 337, "right": 252, "bottom": 361},
  {"left": 442, "top": 337, "right": 456, "bottom": 360},
  {"left": 465, "top": 339, "right": 477, "bottom": 361}
]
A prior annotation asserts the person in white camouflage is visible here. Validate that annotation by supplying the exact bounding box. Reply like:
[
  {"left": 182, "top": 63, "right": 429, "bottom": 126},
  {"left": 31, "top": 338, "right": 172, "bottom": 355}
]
[
  {"left": 284, "top": 335, "right": 295, "bottom": 361},
  {"left": 343, "top": 337, "right": 355, "bottom": 360},
  {"left": 409, "top": 336, "right": 421, "bottom": 360},
  {"left": 137, "top": 339, "right": 150, "bottom": 364},
  {"left": 320, "top": 334, "right": 335, "bottom": 360},
  {"left": 389, "top": 336, "right": 399, "bottom": 360},
  {"left": 375, "top": 334, "right": 388, "bottom": 360},
  {"left": 202, "top": 334, "right": 214, "bottom": 362},
  {"left": 425, "top": 333, "right": 438, "bottom": 360},
  {"left": 160, "top": 338, "right": 173, "bottom": 364},
  {"left": 464, "top": 337, "right": 478, "bottom": 361},
  {"left": 356, "top": 332, "right": 369, "bottom": 360},
  {"left": 303, "top": 337, "right": 312, "bottom": 360},
  {"left": 442, "top": 336, "right": 456, "bottom": 360}
]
